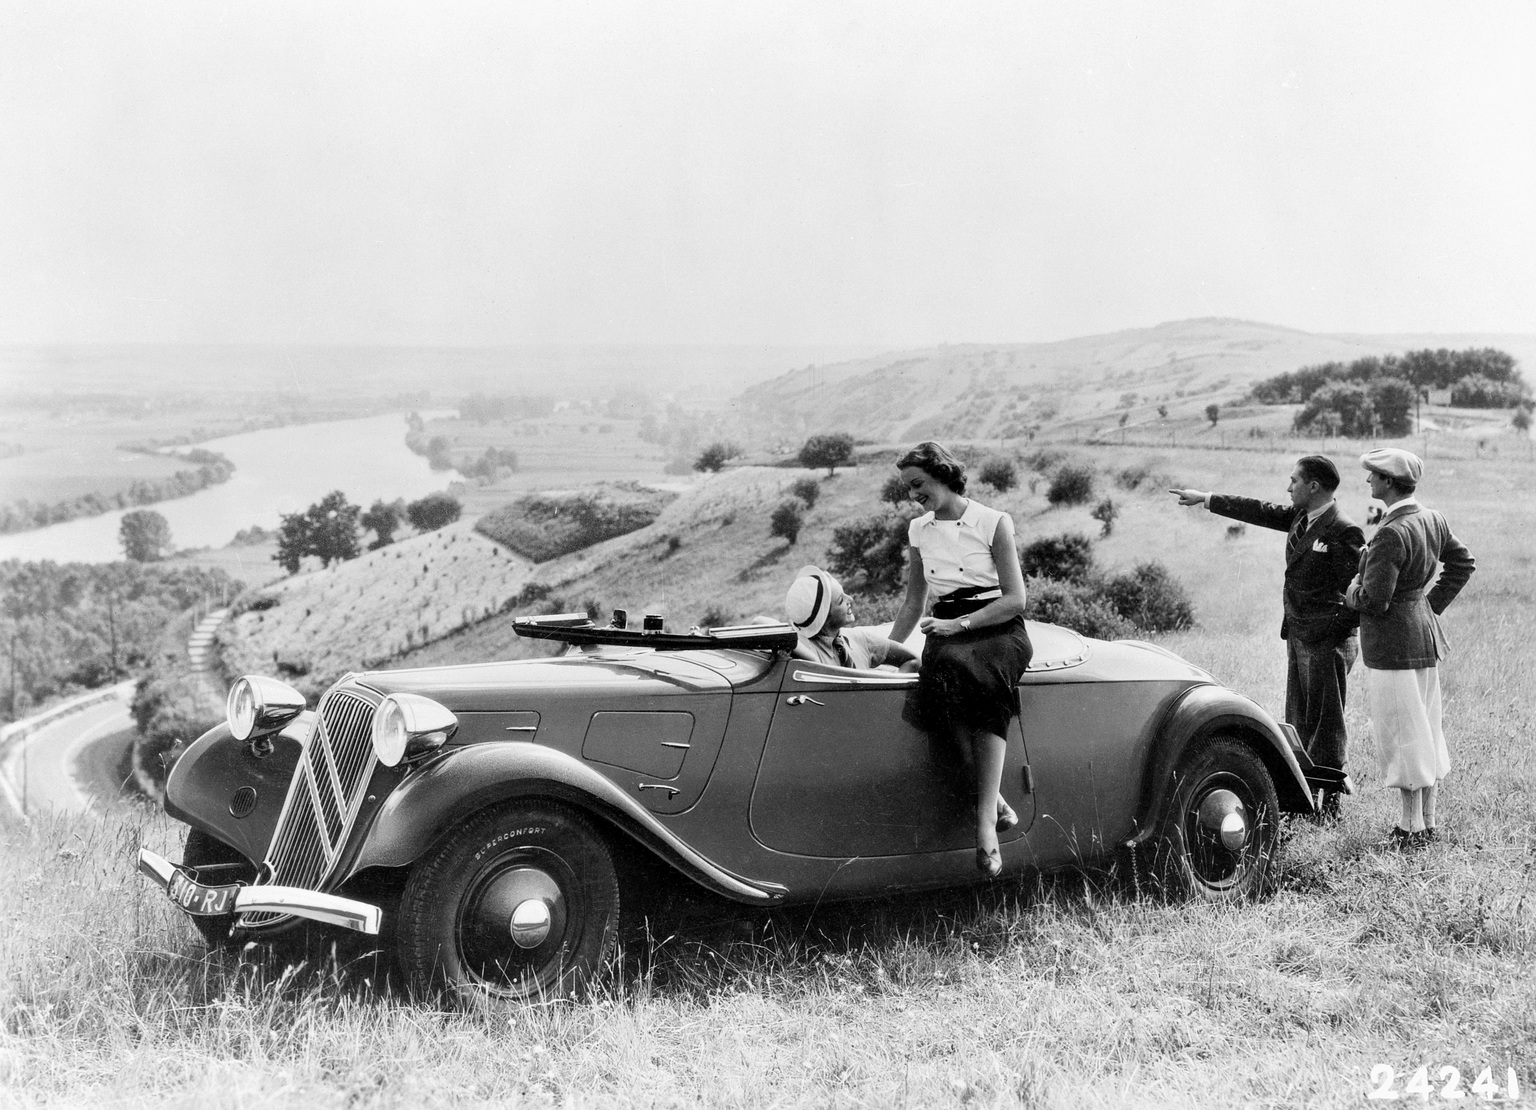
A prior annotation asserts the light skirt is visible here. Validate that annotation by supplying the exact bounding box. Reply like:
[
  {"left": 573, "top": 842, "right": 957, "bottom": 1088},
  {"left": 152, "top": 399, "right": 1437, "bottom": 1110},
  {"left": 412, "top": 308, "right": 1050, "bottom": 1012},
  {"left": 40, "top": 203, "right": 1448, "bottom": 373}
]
[{"left": 1365, "top": 665, "right": 1450, "bottom": 789}]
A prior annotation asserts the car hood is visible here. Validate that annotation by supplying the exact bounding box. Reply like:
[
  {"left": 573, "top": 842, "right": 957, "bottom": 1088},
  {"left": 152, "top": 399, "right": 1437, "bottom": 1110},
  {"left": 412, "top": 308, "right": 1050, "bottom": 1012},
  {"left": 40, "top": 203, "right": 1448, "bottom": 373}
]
[{"left": 352, "top": 649, "right": 743, "bottom": 711}]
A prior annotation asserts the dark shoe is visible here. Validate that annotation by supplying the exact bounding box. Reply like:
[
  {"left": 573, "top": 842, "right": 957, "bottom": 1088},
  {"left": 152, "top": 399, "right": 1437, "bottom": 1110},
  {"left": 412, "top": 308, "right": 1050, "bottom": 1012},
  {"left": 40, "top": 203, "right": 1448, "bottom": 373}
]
[
  {"left": 1386, "top": 826, "right": 1413, "bottom": 850},
  {"left": 1413, "top": 828, "right": 1437, "bottom": 847},
  {"left": 976, "top": 846, "right": 1001, "bottom": 879},
  {"left": 1315, "top": 791, "right": 1342, "bottom": 825},
  {"left": 996, "top": 804, "right": 1019, "bottom": 833}
]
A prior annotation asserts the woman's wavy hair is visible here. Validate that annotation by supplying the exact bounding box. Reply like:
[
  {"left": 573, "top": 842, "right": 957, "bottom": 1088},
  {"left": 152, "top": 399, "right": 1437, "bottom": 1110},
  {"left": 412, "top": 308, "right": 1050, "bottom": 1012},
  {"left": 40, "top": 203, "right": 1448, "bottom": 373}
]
[{"left": 896, "top": 440, "right": 967, "bottom": 495}]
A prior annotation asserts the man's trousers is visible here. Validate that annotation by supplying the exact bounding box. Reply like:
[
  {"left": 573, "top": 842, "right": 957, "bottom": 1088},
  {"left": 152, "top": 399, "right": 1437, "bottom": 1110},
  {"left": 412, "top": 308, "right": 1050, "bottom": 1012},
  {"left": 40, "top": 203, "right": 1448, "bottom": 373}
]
[{"left": 1284, "top": 632, "right": 1358, "bottom": 772}]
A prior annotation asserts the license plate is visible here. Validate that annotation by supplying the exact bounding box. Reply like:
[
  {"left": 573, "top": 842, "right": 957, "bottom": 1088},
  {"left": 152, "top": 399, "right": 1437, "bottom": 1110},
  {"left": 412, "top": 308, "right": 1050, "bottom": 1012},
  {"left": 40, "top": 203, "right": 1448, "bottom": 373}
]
[{"left": 167, "top": 867, "right": 241, "bottom": 916}]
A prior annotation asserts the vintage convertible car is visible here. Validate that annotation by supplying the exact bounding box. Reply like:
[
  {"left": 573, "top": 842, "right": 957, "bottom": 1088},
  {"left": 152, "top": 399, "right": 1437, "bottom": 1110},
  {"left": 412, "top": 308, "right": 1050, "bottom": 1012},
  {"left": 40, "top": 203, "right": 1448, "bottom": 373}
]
[{"left": 138, "top": 612, "right": 1330, "bottom": 1003}]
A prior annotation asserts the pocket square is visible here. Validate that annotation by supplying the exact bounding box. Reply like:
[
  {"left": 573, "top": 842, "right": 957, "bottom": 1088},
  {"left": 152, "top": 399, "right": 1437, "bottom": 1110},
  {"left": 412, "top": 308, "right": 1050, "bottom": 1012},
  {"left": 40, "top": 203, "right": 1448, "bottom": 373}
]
[{"left": 1311, "top": 539, "right": 1328, "bottom": 552}]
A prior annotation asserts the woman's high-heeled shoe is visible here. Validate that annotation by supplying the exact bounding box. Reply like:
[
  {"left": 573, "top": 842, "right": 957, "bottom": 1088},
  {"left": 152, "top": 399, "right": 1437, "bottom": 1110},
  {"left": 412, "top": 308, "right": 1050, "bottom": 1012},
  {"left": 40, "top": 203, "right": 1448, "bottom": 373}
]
[
  {"left": 975, "top": 845, "right": 1001, "bottom": 878},
  {"left": 995, "top": 803, "right": 1018, "bottom": 833}
]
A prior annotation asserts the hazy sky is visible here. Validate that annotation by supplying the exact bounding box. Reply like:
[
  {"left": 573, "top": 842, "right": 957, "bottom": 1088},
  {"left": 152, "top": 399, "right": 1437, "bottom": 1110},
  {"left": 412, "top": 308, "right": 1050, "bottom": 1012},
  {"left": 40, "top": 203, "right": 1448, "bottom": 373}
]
[{"left": 3, "top": 1, "right": 1534, "bottom": 348}]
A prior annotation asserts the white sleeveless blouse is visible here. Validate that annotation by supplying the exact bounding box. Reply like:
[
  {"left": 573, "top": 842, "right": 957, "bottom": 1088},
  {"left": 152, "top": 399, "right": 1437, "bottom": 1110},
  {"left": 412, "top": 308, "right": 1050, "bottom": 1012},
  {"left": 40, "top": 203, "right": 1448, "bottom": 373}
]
[{"left": 907, "top": 500, "right": 1009, "bottom": 598}]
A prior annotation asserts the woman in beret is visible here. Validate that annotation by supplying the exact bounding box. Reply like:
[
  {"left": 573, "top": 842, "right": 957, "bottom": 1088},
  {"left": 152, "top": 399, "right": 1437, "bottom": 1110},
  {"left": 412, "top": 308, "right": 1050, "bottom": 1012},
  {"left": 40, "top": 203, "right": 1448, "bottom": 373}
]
[
  {"left": 890, "top": 441, "right": 1032, "bottom": 877},
  {"left": 1346, "top": 448, "right": 1475, "bottom": 848}
]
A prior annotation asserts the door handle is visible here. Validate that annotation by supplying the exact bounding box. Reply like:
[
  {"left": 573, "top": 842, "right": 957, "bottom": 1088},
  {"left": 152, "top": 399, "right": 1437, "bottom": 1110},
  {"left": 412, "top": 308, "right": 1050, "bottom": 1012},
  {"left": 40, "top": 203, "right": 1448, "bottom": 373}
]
[
  {"left": 785, "top": 695, "right": 825, "bottom": 706},
  {"left": 637, "top": 783, "right": 680, "bottom": 797}
]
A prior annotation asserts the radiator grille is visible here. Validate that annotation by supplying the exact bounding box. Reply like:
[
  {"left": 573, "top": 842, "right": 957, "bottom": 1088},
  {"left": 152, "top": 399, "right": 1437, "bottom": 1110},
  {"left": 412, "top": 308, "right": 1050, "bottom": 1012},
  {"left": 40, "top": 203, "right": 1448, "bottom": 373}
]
[{"left": 239, "top": 687, "right": 377, "bottom": 928}]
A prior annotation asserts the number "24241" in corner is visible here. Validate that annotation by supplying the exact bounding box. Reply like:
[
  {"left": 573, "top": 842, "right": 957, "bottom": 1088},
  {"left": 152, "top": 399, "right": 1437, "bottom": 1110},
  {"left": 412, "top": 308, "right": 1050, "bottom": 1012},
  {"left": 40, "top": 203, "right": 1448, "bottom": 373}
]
[{"left": 1370, "top": 1066, "right": 1520, "bottom": 1102}]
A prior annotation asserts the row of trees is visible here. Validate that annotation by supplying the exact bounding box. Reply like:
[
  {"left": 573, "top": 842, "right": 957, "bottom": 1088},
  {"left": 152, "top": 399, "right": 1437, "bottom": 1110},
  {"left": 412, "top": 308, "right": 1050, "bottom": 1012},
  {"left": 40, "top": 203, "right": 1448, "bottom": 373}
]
[
  {"left": 696, "top": 432, "right": 860, "bottom": 476},
  {"left": 1249, "top": 347, "right": 1530, "bottom": 437},
  {"left": 0, "top": 448, "right": 235, "bottom": 536},
  {"left": 274, "top": 490, "right": 462, "bottom": 574},
  {"left": 1, "top": 560, "right": 236, "bottom": 722}
]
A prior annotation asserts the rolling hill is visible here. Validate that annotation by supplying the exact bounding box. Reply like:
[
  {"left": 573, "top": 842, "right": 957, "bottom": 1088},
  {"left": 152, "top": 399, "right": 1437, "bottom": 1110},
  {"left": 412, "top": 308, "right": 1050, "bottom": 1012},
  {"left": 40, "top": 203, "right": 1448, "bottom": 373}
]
[{"left": 735, "top": 317, "right": 1536, "bottom": 444}]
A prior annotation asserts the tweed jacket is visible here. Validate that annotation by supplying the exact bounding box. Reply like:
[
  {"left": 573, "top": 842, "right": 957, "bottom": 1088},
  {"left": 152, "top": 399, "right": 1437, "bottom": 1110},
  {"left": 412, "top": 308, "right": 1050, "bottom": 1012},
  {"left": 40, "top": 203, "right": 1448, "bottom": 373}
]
[
  {"left": 1345, "top": 501, "right": 1475, "bottom": 670},
  {"left": 1207, "top": 495, "right": 1365, "bottom": 644}
]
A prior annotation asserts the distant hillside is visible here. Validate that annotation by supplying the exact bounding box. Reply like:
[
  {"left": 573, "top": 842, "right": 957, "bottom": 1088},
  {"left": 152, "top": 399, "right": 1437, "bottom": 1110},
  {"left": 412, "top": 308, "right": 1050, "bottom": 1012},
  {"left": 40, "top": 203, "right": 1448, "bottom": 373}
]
[
  {"left": 736, "top": 318, "right": 1536, "bottom": 444},
  {"left": 217, "top": 521, "right": 535, "bottom": 696}
]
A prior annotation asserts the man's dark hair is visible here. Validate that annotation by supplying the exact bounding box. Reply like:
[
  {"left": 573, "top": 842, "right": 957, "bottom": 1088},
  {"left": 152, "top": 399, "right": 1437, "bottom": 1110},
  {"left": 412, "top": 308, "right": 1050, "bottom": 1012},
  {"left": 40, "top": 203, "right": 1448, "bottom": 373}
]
[{"left": 1295, "top": 455, "right": 1341, "bottom": 491}]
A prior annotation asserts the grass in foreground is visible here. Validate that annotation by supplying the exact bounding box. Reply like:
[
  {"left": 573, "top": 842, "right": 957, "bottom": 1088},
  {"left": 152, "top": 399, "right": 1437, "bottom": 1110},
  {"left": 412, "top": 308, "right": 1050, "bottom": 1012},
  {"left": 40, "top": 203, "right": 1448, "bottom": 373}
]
[{"left": 3, "top": 441, "right": 1534, "bottom": 1108}]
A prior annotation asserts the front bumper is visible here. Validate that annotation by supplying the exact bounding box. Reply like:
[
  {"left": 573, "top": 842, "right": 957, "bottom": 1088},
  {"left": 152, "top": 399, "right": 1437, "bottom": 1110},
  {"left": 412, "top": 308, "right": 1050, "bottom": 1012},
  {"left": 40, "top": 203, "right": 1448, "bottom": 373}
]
[{"left": 138, "top": 847, "right": 383, "bottom": 935}]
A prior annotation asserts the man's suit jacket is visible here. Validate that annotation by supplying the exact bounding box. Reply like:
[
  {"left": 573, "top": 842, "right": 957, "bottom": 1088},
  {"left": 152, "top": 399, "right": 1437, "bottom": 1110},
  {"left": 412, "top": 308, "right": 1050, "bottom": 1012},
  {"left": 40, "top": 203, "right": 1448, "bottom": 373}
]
[
  {"left": 1345, "top": 502, "right": 1475, "bottom": 670},
  {"left": 1207, "top": 496, "right": 1365, "bottom": 644}
]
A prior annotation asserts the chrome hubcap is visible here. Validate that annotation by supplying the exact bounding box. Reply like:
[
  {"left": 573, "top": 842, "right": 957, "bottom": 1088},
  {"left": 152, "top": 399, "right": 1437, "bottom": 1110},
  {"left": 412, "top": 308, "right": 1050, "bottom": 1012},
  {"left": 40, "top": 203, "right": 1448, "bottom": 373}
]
[
  {"left": 1198, "top": 788, "right": 1247, "bottom": 850},
  {"left": 509, "top": 897, "right": 553, "bottom": 949}
]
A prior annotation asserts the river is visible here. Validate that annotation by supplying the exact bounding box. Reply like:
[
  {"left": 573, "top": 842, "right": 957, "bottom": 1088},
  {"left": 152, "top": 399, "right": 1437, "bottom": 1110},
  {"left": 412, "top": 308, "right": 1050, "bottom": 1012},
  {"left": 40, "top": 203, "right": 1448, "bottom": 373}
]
[{"left": 0, "top": 413, "right": 454, "bottom": 564}]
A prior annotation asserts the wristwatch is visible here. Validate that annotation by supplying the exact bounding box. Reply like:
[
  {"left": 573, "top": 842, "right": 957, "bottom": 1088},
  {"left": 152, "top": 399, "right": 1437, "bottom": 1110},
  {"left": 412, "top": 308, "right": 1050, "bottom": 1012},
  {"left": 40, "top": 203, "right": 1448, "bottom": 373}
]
[{"left": 959, "top": 617, "right": 972, "bottom": 632}]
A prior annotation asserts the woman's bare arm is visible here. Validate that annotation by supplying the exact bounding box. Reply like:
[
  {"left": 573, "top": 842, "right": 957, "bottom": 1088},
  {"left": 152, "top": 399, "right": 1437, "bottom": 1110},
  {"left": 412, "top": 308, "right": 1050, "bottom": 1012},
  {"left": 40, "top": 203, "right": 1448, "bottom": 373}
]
[
  {"left": 889, "top": 545, "right": 928, "bottom": 643},
  {"left": 921, "top": 514, "right": 1026, "bottom": 638}
]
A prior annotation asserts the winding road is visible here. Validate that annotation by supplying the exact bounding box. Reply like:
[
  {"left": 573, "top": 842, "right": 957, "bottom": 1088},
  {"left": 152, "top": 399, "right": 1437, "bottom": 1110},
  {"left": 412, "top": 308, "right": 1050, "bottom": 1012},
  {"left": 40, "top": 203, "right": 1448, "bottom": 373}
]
[
  {"left": 1, "top": 609, "right": 230, "bottom": 821},
  {"left": 0, "top": 683, "right": 138, "bottom": 818}
]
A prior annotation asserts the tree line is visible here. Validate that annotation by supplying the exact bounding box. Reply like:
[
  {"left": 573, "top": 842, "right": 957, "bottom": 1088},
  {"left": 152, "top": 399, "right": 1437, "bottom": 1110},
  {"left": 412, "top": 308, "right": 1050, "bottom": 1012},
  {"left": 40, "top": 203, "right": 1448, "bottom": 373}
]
[
  {"left": 0, "top": 560, "right": 237, "bottom": 723},
  {"left": 0, "top": 448, "right": 235, "bottom": 536},
  {"left": 1249, "top": 348, "right": 1531, "bottom": 437},
  {"left": 274, "top": 490, "right": 462, "bottom": 574}
]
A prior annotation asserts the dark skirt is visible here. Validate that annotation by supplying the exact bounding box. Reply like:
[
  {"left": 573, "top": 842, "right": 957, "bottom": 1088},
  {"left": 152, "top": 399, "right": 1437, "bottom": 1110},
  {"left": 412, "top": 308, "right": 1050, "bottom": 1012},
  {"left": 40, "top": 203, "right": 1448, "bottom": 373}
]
[{"left": 903, "top": 596, "right": 1033, "bottom": 739}]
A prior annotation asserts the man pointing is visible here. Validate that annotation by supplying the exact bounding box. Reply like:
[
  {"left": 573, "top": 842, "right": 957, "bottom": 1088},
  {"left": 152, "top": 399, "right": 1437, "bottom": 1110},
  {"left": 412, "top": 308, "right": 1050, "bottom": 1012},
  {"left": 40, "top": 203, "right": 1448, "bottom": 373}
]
[{"left": 1169, "top": 456, "right": 1365, "bottom": 818}]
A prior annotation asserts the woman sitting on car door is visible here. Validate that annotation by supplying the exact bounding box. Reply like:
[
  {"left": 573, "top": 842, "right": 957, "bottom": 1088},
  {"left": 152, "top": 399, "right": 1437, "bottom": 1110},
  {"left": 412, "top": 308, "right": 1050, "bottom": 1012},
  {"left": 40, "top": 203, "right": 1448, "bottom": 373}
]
[{"left": 889, "top": 441, "right": 1032, "bottom": 879}]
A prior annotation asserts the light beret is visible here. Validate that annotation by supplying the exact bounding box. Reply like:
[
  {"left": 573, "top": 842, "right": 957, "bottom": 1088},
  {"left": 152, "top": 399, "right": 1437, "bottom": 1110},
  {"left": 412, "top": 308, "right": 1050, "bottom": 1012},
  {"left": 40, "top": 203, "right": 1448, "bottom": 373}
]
[
  {"left": 785, "top": 565, "right": 841, "bottom": 638},
  {"left": 1360, "top": 447, "right": 1423, "bottom": 486}
]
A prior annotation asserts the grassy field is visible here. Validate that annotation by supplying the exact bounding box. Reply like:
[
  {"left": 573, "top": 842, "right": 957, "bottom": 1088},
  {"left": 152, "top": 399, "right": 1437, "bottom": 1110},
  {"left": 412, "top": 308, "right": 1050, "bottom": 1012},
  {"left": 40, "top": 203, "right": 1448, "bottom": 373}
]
[
  {"left": 2, "top": 434, "right": 1533, "bottom": 1108},
  {"left": 217, "top": 521, "right": 536, "bottom": 698},
  {"left": 420, "top": 409, "right": 683, "bottom": 518}
]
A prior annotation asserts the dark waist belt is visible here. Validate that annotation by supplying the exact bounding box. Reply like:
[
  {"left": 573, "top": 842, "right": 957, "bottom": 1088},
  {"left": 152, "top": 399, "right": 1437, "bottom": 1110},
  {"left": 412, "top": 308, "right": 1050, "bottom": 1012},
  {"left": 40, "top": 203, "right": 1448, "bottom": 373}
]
[{"left": 933, "top": 585, "right": 1001, "bottom": 619}]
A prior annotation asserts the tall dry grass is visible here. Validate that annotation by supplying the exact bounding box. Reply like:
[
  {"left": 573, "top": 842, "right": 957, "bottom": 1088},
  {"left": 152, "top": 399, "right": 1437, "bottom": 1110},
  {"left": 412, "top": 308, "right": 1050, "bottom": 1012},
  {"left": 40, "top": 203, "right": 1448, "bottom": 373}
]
[{"left": 3, "top": 440, "right": 1533, "bottom": 1108}]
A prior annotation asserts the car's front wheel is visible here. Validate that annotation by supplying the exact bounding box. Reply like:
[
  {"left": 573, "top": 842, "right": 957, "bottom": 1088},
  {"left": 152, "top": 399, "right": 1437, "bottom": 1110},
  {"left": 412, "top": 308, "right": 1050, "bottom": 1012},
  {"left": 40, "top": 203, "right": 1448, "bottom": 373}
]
[
  {"left": 1157, "top": 735, "right": 1279, "bottom": 901},
  {"left": 396, "top": 801, "right": 620, "bottom": 1005},
  {"left": 181, "top": 829, "right": 258, "bottom": 949}
]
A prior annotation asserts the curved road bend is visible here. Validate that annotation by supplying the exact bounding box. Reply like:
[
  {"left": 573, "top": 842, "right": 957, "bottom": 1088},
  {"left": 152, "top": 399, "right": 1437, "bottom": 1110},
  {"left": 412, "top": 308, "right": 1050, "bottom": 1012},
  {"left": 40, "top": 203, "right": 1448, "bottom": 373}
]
[{"left": 1, "top": 691, "right": 136, "bottom": 817}]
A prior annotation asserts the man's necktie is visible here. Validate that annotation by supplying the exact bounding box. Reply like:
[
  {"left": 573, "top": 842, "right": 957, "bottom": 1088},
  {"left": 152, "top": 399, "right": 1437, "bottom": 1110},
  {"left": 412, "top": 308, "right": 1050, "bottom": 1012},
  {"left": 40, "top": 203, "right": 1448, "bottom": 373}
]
[{"left": 1288, "top": 517, "right": 1306, "bottom": 557}]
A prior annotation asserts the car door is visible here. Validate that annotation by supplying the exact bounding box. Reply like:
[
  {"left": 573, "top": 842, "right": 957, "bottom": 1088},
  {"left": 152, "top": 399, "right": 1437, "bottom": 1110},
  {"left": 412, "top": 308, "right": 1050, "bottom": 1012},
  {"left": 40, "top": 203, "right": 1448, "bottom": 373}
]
[{"left": 748, "top": 660, "right": 1033, "bottom": 858}]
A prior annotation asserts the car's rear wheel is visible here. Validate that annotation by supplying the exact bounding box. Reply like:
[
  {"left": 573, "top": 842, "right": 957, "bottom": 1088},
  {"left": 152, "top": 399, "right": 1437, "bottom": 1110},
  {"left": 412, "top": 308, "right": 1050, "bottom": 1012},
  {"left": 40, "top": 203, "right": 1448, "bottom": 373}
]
[
  {"left": 396, "top": 801, "right": 619, "bottom": 1005},
  {"left": 181, "top": 829, "right": 258, "bottom": 949},
  {"left": 1157, "top": 735, "right": 1279, "bottom": 901}
]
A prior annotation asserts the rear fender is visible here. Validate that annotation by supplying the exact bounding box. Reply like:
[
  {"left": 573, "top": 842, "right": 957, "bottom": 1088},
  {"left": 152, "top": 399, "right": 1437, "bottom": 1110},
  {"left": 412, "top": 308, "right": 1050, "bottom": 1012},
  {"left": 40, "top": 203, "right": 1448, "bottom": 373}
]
[
  {"left": 349, "top": 742, "right": 785, "bottom": 905},
  {"left": 162, "top": 715, "right": 311, "bottom": 865},
  {"left": 1128, "top": 685, "right": 1314, "bottom": 847}
]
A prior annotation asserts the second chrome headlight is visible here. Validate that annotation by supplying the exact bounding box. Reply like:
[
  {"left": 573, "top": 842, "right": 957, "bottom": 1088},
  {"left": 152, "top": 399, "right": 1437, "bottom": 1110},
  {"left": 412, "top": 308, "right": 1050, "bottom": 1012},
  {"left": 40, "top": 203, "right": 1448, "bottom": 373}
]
[{"left": 371, "top": 693, "right": 458, "bottom": 767}]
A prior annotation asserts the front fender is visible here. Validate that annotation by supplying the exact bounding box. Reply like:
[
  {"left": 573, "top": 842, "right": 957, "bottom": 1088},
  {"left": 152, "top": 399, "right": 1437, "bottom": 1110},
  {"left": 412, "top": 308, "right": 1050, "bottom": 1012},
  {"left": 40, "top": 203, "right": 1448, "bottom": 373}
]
[
  {"left": 1129, "top": 684, "right": 1314, "bottom": 848},
  {"left": 162, "top": 713, "right": 312, "bottom": 865},
  {"left": 349, "top": 743, "right": 786, "bottom": 905}
]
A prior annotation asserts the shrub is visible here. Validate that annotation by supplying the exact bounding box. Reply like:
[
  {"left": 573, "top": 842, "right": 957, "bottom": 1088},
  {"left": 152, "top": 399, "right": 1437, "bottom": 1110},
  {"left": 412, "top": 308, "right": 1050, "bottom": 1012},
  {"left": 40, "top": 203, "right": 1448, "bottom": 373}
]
[
  {"left": 1024, "top": 577, "right": 1136, "bottom": 641},
  {"left": 880, "top": 473, "right": 910, "bottom": 505},
  {"left": 789, "top": 477, "right": 820, "bottom": 508},
  {"left": 1023, "top": 448, "right": 1066, "bottom": 473},
  {"left": 476, "top": 486, "right": 674, "bottom": 561},
  {"left": 1205, "top": 403, "right": 1220, "bottom": 426},
  {"left": 978, "top": 458, "right": 1017, "bottom": 492},
  {"left": 407, "top": 492, "right": 463, "bottom": 533},
  {"left": 1116, "top": 464, "right": 1152, "bottom": 490},
  {"left": 1099, "top": 562, "right": 1195, "bottom": 633},
  {"left": 769, "top": 500, "right": 804, "bottom": 545},
  {"left": 1020, "top": 533, "right": 1095, "bottom": 583},
  {"left": 827, "top": 512, "right": 911, "bottom": 594},
  {"left": 695, "top": 442, "right": 737, "bottom": 473},
  {"left": 1046, "top": 465, "right": 1094, "bottom": 506}
]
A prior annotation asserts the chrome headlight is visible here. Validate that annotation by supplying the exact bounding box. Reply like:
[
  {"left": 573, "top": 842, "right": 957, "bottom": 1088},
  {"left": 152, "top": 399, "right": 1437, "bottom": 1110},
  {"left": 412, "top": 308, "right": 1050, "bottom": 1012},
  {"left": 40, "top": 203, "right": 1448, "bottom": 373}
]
[
  {"left": 371, "top": 693, "right": 458, "bottom": 767},
  {"left": 226, "top": 676, "right": 306, "bottom": 741}
]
